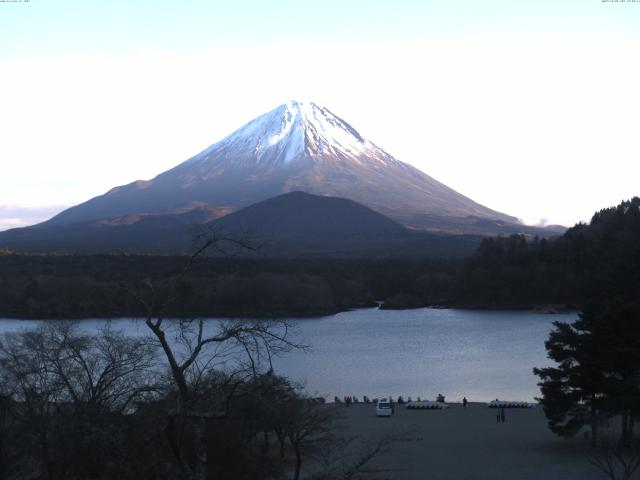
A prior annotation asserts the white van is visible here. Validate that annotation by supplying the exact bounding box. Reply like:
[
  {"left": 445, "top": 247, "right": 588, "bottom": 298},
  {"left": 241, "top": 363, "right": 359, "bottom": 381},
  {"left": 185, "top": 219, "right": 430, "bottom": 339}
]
[{"left": 375, "top": 399, "right": 393, "bottom": 417}]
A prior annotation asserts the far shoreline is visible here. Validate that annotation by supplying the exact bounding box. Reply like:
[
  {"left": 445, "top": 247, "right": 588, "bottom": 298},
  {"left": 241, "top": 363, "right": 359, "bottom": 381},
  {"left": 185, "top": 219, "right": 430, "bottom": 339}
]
[{"left": 0, "top": 304, "right": 580, "bottom": 322}]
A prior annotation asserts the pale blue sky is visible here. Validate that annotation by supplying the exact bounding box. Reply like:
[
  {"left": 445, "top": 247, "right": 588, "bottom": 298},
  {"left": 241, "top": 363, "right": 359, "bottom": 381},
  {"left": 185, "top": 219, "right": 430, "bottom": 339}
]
[
  {"left": 3, "top": 0, "right": 637, "bottom": 58},
  {"left": 1, "top": 1, "right": 640, "bottom": 229}
]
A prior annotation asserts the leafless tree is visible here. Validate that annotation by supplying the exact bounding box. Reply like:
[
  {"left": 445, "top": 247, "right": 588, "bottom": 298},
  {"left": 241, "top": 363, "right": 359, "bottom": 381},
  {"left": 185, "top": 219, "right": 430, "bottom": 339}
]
[
  {"left": 587, "top": 429, "right": 640, "bottom": 480},
  {"left": 122, "top": 232, "right": 304, "bottom": 480},
  {"left": 588, "top": 443, "right": 640, "bottom": 480},
  {"left": 284, "top": 400, "right": 336, "bottom": 480},
  {"left": 36, "top": 322, "right": 158, "bottom": 412},
  {"left": 0, "top": 327, "right": 68, "bottom": 480},
  {"left": 0, "top": 374, "right": 25, "bottom": 480},
  {"left": 587, "top": 423, "right": 640, "bottom": 480},
  {"left": 309, "top": 430, "right": 404, "bottom": 480},
  {"left": 0, "top": 322, "right": 160, "bottom": 480}
]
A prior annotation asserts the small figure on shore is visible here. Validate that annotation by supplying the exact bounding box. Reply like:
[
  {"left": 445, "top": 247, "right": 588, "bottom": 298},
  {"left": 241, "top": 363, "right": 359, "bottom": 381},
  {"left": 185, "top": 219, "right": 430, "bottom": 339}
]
[
  {"left": 500, "top": 406, "right": 506, "bottom": 423},
  {"left": 436, "top": 393, "right": 445, "bottom": 403},
  {"left": 462, "top": 397, "right": 468, "bottom": 408}
]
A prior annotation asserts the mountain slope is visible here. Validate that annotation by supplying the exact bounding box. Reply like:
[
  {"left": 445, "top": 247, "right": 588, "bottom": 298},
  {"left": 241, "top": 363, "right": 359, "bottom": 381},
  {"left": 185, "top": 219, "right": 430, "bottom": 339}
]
[
  {"left": 0, "top": 192, "right": 483, "bottom": 257},
  {"left": 0, "top": 207, "right": 218, "bottom": 253},
  {"left": 213, "top": 191, "right": 409, "bottom": 240},
  {"left": 209, "top": 192, "right": 485, "bottom": 257},
  {"left": 44, "top": 101, "right": 517, "bottom": 233}
]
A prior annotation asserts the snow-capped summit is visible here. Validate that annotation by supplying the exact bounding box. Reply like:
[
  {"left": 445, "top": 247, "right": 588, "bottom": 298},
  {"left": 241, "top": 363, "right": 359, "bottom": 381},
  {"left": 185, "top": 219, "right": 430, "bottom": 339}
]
[
  {"left": 44, "top": 101, "right": 517, "bottom": 233},
  {"left": 183, "top": 101, "right": 396, "bottom": 170}
]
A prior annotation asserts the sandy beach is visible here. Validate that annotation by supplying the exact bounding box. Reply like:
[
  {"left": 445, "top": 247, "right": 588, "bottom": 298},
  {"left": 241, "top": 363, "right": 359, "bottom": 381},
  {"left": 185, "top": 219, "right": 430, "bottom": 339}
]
[{"left": 330, "top": 402, "right": 603, "bottom": 480}]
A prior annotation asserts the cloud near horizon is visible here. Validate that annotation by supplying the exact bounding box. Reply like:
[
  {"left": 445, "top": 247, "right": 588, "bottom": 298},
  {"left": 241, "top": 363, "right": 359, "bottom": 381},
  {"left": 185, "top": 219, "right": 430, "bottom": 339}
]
[
  {"left": 0, "top": 205, "right": 67, "bottom": 231},
  {"left": 520, "top": 217, "right": 566, "bottom": 229}
]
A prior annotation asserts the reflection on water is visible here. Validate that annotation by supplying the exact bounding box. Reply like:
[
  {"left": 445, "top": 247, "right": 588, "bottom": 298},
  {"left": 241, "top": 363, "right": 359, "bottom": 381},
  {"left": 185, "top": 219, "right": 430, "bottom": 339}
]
[{"left": 0, "top": 308, "right": 575, "bottom": 402}]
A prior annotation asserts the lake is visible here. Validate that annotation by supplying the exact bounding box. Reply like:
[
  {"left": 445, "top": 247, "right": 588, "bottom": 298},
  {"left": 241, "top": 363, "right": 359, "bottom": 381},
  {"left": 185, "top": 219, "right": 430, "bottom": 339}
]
[{"left": 0, "top": 308, "right": 575, "bottom": 403}]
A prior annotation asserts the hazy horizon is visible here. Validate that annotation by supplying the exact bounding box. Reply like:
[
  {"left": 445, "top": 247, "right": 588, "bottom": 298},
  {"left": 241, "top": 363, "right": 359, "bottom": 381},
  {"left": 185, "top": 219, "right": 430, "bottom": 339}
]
[{"left": 2, "top": 0, "right": 639, "bottom": 230}]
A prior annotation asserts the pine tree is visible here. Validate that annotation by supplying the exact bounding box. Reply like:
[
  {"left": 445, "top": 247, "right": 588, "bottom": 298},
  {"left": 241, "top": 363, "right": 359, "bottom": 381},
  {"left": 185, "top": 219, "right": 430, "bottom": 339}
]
[{"left": 534, "top": 301, "right": 640, "bottom": 445}]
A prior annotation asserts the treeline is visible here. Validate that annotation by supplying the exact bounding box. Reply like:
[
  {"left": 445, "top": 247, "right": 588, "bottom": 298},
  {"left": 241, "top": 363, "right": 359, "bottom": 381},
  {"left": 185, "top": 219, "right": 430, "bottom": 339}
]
[
  {"left": 0, "top": 255, "right": 458, "bottom": 319},
  {"left": 1, "top": 197, "right": 639, "bottom": 318},
  {"left": 456, "top": 197, "right": 640, "bottom": 308}
]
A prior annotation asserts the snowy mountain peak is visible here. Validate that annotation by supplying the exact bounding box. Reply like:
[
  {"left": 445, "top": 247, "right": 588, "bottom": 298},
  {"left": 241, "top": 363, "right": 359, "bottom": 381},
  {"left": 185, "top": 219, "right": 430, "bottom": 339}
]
[
  {"left": 185, "top": 101, "right": 394, "bottom": 169},
  {"left": 42, "top": 100, "right": 519, "bottom": 231}
]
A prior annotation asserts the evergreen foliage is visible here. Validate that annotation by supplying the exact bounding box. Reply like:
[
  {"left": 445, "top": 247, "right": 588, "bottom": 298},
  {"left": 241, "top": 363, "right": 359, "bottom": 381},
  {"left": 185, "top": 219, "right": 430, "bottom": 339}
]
[
  {"left": 460, "top": 197, "right": 640, "bottom": 308},
  {"left": 533, "top": 198, "right": 640, "bottom": 444},
  {"left": 534, "top": 302, "right": 640, "bottom": 443}
]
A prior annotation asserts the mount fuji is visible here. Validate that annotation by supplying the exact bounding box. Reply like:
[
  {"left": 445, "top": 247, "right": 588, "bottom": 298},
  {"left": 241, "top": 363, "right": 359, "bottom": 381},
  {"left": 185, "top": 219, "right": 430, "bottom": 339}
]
[{"left": 44, "top": 101, "right": 519, "bottom": 233}]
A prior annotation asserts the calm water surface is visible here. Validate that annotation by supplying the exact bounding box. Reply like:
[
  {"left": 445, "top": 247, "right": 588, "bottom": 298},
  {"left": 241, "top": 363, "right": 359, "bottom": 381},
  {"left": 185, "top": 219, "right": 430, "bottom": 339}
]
[{"left": 0, "top": 308, "right": 576, "bottom": 402}]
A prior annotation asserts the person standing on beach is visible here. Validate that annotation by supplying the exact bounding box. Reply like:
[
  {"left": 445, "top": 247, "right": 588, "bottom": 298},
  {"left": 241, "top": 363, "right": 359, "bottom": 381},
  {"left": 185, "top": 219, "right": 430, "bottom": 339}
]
[{"left": 462, "top": 397, "right": 468, "bottom": 408}]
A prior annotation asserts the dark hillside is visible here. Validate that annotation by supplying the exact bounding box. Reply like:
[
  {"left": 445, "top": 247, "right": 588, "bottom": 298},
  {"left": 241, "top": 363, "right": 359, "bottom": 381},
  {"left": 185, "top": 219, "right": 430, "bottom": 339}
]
[
  {"left": 0, "top": 192, "right": 483, "bottom": 257},
  {"left": 1, "top": 198, "right": 636, "bottom": 318}
]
